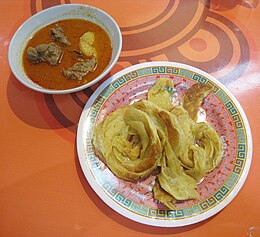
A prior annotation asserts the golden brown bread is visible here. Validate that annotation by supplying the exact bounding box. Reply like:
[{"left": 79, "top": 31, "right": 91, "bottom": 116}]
[
  {"left": 182, "top": 83, "right": 213, "bottom": 121},
  {"left": 92, "top": 78, "right": 223, "bottom": 208},
  {"left": 148, "top": 77, "right": 175, "bottom": 111},
  {"left": 152, "top": 179, "right": 176, "bottom": 209},
  {"left": 92, "top": 105, "right": 162, "bottom": 181}
]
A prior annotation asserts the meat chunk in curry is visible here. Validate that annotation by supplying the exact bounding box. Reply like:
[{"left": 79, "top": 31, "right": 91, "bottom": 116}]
[
  {"left": 50, "top": 24, "right": 71, "bottom": 45},
  {"left": 27, "top": 43, "right": 63, "bottom": 65},
  {"left": 23, "top": 19, "right": 112, "bottom": 90},
  {"left": 63, "top": 57, "right": 97, "bottom": 80}
]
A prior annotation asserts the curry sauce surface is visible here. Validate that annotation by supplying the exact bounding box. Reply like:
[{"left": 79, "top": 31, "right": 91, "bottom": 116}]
[{"left": 23, "top": 19, "right": 112, "bottom": 90}]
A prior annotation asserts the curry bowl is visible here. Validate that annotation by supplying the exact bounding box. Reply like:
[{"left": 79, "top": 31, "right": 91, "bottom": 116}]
[{"left": 8, "top": 4, "right": 122, "bottom": 94}]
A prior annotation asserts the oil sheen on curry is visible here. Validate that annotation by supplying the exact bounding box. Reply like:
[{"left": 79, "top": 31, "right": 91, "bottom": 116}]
[{"left": 23, "top": 19, "right": 112, "bottom": 90}]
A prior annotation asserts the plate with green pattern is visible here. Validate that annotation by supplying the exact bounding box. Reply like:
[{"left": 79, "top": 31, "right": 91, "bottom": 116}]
[{"left": 77, "top": 62, "right": 252, "bottom": 227}]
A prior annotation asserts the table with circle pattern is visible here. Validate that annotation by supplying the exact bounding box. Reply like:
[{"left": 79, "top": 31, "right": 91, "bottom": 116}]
[{"left": 0, "top": 0, "right": 259, "bottom": 236}]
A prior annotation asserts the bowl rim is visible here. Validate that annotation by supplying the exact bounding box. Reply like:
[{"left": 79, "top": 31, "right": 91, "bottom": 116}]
[{"left": 8, "top": 4, "right": 122, "bottom": 94}]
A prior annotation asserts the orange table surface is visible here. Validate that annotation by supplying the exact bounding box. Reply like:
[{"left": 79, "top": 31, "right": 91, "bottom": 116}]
[{"left": 1, "top": 0, "right": 260, "bottom": 236}]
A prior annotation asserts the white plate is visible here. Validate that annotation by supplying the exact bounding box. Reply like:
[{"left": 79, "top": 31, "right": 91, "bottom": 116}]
[{"left": 77, "top": 62, "right": 252, "bottom": 227}]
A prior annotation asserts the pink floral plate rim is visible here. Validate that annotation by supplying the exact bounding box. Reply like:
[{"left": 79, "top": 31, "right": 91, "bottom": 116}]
[{"left": 76, "top": 62, "right": 252, "bottom": 227}]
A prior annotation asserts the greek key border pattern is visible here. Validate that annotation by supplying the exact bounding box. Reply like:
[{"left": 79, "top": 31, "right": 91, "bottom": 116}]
[{"left": 84, "top": 66, "right": 248, "bottom": 220}]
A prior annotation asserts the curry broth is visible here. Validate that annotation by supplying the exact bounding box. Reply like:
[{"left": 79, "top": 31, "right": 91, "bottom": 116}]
[{"left": 23, "top": 19, "right": 112, "bottom": 90}]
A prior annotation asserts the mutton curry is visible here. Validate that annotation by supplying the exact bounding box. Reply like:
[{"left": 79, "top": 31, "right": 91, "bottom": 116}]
[{"left": 22, "top": 19, "right": 112, "bottom": 90}]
